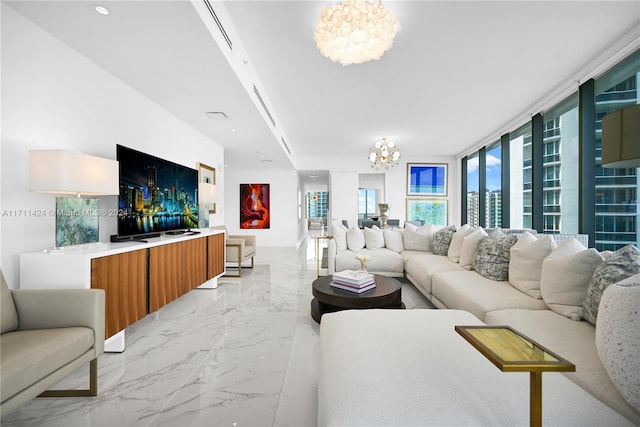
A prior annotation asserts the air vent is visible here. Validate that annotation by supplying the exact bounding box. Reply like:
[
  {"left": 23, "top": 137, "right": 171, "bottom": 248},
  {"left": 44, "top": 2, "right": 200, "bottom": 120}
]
[
  {"left": 253, "top": 86, "right": 276, "bottom": 127},
  {"left": 281, "top": 137, "right": 291, "bottom": 155},
  {"left": 203, "top": 0, "right": 232, "bottom": 50}
]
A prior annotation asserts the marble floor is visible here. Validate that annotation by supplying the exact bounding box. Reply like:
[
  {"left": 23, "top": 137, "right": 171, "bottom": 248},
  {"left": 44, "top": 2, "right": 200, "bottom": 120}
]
[{"left": 2, "top": 238, "right": 432, "bottom": 427}]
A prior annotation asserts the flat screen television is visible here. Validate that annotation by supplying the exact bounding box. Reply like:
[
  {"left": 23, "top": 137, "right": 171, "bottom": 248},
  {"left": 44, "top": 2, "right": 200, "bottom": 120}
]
[{"left": 116, "top": 144, "right": 198, "bottom": 239}]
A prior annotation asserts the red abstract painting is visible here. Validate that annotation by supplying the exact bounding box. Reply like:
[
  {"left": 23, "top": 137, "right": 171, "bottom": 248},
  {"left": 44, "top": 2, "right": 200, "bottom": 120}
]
[{"left": 240, "top": 184, "right": 270, "bottom": 229}]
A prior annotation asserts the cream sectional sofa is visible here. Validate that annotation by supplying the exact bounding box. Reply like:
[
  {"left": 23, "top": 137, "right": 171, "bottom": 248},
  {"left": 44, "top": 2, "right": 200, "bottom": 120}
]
[{"left": 323, "top": 222, "right": 640, "bottom": 425}]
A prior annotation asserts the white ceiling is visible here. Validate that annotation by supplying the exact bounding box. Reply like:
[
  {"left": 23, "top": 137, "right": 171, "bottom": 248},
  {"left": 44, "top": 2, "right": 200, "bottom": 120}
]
[{"left": 5, "top": 1, "right": 640, "bottom": 179}]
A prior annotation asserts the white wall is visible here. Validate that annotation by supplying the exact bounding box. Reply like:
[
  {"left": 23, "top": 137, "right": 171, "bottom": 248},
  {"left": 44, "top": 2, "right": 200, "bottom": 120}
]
[
  {"left": 221, "top": 167, "right": 298, "bottom": 247},
  {"left": 298, "top": 154, "right": 459, "bottom": 228},
  {"left": 1, "top": 6, "right": 224, "bottom": 287}
]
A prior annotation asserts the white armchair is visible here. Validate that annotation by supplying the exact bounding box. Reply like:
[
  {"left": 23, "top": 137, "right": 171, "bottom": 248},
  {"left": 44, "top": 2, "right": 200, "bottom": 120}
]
[{"left": 212, "top": 226, "right": 256, "bottom": 277}]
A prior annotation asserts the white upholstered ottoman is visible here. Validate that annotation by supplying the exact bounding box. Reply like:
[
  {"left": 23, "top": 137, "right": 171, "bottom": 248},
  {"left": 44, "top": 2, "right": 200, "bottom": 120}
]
[{"left": 318, "top": 309, "right": 634, "bottom": 426}]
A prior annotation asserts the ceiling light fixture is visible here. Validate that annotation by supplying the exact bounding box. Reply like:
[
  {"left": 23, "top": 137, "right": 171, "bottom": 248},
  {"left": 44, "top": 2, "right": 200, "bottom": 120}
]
[
  {"left": 94, "top": 5, "right": 110, "bottom": 15},
  {"left": 314, "top": 0, "right": 399, "bottom": 66},
  {"left": 369, "top": 137, "right": 400, "bottom": 169}
]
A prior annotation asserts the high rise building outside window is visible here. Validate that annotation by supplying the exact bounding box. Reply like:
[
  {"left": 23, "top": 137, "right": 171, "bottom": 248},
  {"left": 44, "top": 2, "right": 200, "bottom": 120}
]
[
  {"left": 485, "top": 142, "right": 502, "bottom": 228},
  {"left": 466, "top": 152, "right": 480, "bottom": 227},
  {"left": 509, "top": 124, "right": 532, "bottom": 228}
]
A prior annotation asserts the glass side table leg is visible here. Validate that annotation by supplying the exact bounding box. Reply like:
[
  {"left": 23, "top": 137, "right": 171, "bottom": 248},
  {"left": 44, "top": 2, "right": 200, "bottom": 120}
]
[{"left": 530, "top": 371, "right": 542, "bottom": 427}]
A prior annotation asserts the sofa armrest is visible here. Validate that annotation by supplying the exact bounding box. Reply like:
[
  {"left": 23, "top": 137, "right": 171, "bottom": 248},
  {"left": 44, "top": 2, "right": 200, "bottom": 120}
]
[
  {"left": 12, "top": 289, "right": 105, "bottom": 354},
  {"left": 228, "top": 234, "right": 256, "bottom": 248},
  {"left": 328, "top": 238, "right": 337, "bottom": 275}
]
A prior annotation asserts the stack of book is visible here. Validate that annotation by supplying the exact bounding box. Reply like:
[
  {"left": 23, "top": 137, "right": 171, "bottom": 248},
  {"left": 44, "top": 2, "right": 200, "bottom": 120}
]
[{"left": 331, "top": 270, "right": 376, "bottom": 293}]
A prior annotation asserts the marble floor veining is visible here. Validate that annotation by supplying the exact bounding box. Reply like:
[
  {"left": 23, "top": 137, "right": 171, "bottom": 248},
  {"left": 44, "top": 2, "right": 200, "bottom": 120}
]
[{"left": 2, "top": 239, "right": 432, "bottom": 427}]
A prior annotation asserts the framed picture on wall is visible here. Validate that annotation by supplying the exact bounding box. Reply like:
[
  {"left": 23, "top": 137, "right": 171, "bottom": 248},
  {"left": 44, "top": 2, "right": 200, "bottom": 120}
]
[
  {"left": 407, "top": 163, "right": 448, "bottom": 196},
  {"left": 240, "top": 183, "right": 270, "bottom": 229},
  {"left": 197, "top": 162, "right": 216, "bottom": 214},
  {"left": 406, "top": 198, "right": 448, "bottom": 226}
]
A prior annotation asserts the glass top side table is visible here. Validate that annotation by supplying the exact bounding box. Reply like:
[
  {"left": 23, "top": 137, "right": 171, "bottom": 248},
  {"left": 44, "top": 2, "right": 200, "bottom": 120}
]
[{"left": 455, "top": 325, "right": 576, "bottom": 427}]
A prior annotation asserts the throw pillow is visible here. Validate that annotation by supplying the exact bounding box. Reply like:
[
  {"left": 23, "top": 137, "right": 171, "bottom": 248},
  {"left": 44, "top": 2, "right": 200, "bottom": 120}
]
[
  {"left": 432, "top": 225, "right": 457, "bottom": 256},
  {"left": 331, "top": 221, "right": 348, "bottom": 252},
  {"left": 346, "top": 226, "right": 365, "bottom": 251},
  {"left": 459, "top": 227, "right": 487, "bottom": 270},
  {"left": 447, "top": 224, "right": 474, "bottom": 263},
  {"left": 596, "top": 273, "right": 640, "bottom": 413},
  {"left": 582, "top": 244, "right": 640, "bottom": 325},
  {"left": 403, "top": 224, "right": 435, "bottom": 252},
  {"left": 383, "top": 228, "right": 404, "bottom": 253},
  {"left": 540, "top": 247, "right": 603, "bottom": 320},
  {"left": 508, "top": 232, "right": 557, "bottom": 299},
  {"left": 472, "top": 231, "right": 518, "bottom": 281},
  {"left": 364, "top": 226, "right": 385, "bottom": 249}
]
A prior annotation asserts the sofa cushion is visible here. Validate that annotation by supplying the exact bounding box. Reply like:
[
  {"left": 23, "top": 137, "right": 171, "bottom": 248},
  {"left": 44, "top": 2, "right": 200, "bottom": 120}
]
[
  {"left": 404, "top": 252, "right": 466, "bottom": 298},
  {"left": 431, "top": 270, "right": 547, "bottom": 320},
  {"left": 508, "top": 232, "right": 556, "bottom": 299},
  {"left": 0, "top": 327, "right": 94, "bottom": 402},
  {"left": 383, "top": 228, "right": 404, "bottom": 253},
  {"left": 472, "top": 232, "right": 518, "bottom": 281},
  {"left": 432, "top": 225, "right": 456, "bottom": 255},
  {"left": 335, "top": 248, "right": 403, "bottom": 275},
  {"left": 459, "top": 227, "right": 487, "bottom": 270},
  {"left": 582, "top": 244, "right": 640, "bottom": 325},
  {"left": 596, "top": 273, "right": 640, "bottom": 413},
  {"left": 447, "top": 224, "right": 474, "bottom": 263},
  {"left": 364, "top": 226, "right": 385, "bottom": 249},
  {"left": 485, "top": 308, "right": 640, "bottom": 424},
  {"left": 346, "top": 226, "right": 365, "bottom": 251},
  {"left": 319, "top": 309, "right": 634, "bottom": 427},
  {"left": 540, "top": 244, "right": 603, "bottom": 320},
  {"left": 1, "top": 272, "right": 18, "bottom": 334},
  {"left": 331, "top": 221, "right": 348, "bottom": 252}
]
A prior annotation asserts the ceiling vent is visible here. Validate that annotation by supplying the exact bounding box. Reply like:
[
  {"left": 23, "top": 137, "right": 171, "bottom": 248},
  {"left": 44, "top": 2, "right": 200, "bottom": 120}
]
[
  {"left": 203, "top": 0, "right": 232, "bottom": 51},
  {"left": 281, "top": 137, "right": 291, "bottom": 155},
  {"left": 253, "top": 86, "right": 276, "bottom": 127},
  {"left": 206, "top": 111, "right": 228, "bottom": 120}
]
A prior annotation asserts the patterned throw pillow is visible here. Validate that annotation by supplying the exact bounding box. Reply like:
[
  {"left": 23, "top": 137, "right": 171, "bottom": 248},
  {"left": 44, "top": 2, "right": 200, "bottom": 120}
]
[
  {"left": 472, "top": 231, "right": 518, "bottom": 281},
  {"left": 582, "top": 244, "right": 640, "bottom": 325},
  {"left": 432, "top": 225, "right": 457, "bottom": 256}
]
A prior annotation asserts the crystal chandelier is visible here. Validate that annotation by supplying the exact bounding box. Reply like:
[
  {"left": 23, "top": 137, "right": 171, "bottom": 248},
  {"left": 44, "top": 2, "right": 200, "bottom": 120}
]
[
  {"left": 314, "top": 0, "right": 400, "bottom": 66},
  {"left": 369, "top": 138, "right": 400, "bottom": 169}
]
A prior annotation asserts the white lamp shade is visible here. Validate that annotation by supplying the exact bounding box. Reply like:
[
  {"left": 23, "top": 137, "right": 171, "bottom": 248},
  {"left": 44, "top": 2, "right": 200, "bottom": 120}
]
[
  {"left": 29, "top": 150, "right": 119, "bottom": 196},
  {"left": 601, "top": 104, "right": 640, "bottom": 168},
  {"left": 198, "top": 182, "right": 217, "bottom": 204}
]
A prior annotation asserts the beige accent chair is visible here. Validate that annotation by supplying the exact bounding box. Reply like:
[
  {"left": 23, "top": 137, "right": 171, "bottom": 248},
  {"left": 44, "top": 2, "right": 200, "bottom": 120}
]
[
  {"left": 0, "top": 270, "right": 105, "bottom": 417},
  {"left": 212, "top": 226, "right": 256, "bottom": 277}
]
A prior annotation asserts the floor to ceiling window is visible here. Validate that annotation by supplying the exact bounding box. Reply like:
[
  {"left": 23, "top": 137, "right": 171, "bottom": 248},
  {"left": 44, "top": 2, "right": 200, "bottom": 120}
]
[
  {"left": 509, "top": 124, "right": 532, "bottom": 229},
  {"left": 358, "top": 188, "right": 376, "bottom": 220},
  {"left": 542, "top": 95, "right": 579, "bottom": 234},
  {"left": 485, "top": 141, "right": 502, "bottom": 228},
  {"left": 466, "top": 152, "right": 480, "bottom": 227},
  {"left": 594, "top": 53, "right": 639, "bottom": 250},
  {"left": 461, "top": 49, "right": 638, "bottom": 247}
]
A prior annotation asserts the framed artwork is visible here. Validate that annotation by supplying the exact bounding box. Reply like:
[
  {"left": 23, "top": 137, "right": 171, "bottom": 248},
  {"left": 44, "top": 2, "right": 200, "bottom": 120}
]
[
  {"left": 406, "top": 198, "right": 448, "bottom": 226},
  {"left": 407, "top": 163, "right": 448, "bottom": 196},
  {"left": 197, "top": 162, "right": 216, "bottom": 213},
  {"left": 55, "top": 197, "right": 99, "bottom": 247},
  {"left": 240, "top": 183, "right": 270, "bottom": 229}
]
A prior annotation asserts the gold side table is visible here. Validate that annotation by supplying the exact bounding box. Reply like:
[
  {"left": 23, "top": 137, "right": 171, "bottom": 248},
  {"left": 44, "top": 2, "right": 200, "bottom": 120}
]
[
  {"left": 455, "top": 325, "right": 575, "bottom": 427},
  {"left": 315, "top": 235, "right": 333, "bottom": 277}
]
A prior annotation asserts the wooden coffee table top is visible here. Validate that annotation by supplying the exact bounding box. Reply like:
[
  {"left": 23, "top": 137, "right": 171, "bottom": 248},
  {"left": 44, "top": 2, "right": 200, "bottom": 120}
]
[{"left": 312, "top": 274, "right": 401, "bottom": 309}]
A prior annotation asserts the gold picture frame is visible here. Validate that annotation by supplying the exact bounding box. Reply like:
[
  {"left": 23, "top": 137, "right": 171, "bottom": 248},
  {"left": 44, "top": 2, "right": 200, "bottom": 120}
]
[{"left": 197, "top": 162, "right": 216, "bottom": 214}]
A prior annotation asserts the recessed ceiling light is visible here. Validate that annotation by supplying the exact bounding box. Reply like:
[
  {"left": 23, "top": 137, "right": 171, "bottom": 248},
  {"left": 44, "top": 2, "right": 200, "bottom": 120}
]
[
  {"left": 94, "top": 5, "right": 109, "bottom": 15},
  {"left": 230, "top": 128, "right": 237, "bottom": 133}
]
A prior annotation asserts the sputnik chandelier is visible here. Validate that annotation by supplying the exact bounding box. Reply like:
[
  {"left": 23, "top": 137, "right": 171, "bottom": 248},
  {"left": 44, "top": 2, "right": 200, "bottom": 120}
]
[
  {"left": 369, "top": 137, "right": 400, "bottom": 169},
  {"left": 314, "top": 0, "right": 400, "bottom": 66}
]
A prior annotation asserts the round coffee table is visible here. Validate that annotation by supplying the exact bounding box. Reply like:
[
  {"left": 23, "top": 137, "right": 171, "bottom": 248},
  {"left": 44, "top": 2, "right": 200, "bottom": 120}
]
[{"left": 310, "top": 274, "right": 405, "bottom": 323}]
